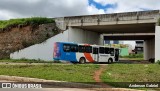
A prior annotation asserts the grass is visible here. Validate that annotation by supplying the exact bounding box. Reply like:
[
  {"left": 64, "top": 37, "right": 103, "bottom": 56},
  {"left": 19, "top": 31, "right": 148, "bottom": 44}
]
[
  {"left": 101, "top": 64, "right": 160, "bottom": 89},
  {"left": 120, "top": 54, "right": 144, "bottom": 61},
  {"left": 0, "top": 58, "right": 56, "bottom": 63},
  {"left": 0, "top": 17, "right": 54, "bottom": 29},
  {"left": 120, "top": 54, "right": 143, "bottom": 58},
  {"left": 0, "top": 64, "right": 99, "bottom": 82},
  {"left": 120, "top": 58, "right": 144, "bottom": 60}
]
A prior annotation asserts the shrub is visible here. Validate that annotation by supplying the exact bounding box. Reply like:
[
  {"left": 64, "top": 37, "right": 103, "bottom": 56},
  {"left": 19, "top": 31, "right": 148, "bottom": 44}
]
[
  {"left": 121, "top": 53, "right": 143, "bottom": 58},
  {"left": 0, "top": 17, "right": 55, "bottom": 29},
  {"left": 157, "top": 60, "right": 160, "bottom": 65}
]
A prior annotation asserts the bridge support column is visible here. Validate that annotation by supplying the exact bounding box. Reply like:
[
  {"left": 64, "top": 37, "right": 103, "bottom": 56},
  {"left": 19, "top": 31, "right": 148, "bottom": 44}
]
[
  {"left": 99, "top": 34, "right": 104, "bottom": 45},
  {"left": 155, "top": 26, "right": 160, "bottom": 62},
  {"left": 144, "top": 38, "right": 155, "bottom": 61}
]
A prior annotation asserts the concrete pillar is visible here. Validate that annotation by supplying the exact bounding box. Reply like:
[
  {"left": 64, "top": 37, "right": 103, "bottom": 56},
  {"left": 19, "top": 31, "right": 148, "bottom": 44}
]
[
  {"left": 144, "top": 38, "right": 155, "bottom": 60},
  {"left": 99, "top": 34, "right": 104, "bottom": 45},
  {"left": 152, "top": 38, "right": 155, "bottom": 59},
  {"left": 144, "top": 40, "right": 148, "bottom": 60},
  {"left": 155, "top": 26, "right": 160, "bottom": 62}
]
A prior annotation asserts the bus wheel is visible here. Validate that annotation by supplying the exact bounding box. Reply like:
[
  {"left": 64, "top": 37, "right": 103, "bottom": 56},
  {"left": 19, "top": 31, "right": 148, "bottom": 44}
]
[
  {"left": 108, "top": 58, "right": 113, "bottom": 64},
  {"left": 79, "top": 57, "right": 86, "bottom": 64}
]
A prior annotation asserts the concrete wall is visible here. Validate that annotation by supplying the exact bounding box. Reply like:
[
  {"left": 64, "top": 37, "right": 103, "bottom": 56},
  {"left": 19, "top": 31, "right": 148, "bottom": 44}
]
[
  {"left": 10, "top": 27, "right": 100, "bottom": 61},
  {"left": 10, "top": 30, "right": 69, "bottom": 61},
  {"left": 144, "top": 38, "right": 155, "bottom": 60},
  {"left": 68, "top": 27, "right": 100, "bottom": 44},
  {"left": 155, "top": 26, "right": 160, "bottom": 62}
]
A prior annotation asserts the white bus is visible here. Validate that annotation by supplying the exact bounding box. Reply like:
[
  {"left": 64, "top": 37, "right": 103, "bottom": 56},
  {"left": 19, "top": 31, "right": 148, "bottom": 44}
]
[{"left": 54, "top": 42, "right": 119, "bottom": 63}]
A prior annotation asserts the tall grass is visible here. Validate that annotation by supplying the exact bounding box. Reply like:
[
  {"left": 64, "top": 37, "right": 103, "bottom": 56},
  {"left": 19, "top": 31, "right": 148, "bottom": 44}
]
[
  {"left": 101, "top": 64, "right": 160, "bottom": 88},
  {"left": 120, "top": 53, "right": 143, "bottom": 58},
  {"left": 0, "top": 17, "right": 54, "bottom": 29},
  {"left": 0, "top": 65, "right": 99, "bottom": 82}
]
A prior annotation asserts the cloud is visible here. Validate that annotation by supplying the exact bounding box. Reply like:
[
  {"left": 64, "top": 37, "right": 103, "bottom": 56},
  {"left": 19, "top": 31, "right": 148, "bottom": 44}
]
[
  {"left": 0, "top": 0, "right": 105, "bottom": 20},
  {"left": 1, "top": 0, "right": 160, "bottom": 20},
  {"left": 93, "top": 0, "right": 160, "bottom": 13},
  {"left": 87, "top": 4, "right": 105, "bottom": 14}
]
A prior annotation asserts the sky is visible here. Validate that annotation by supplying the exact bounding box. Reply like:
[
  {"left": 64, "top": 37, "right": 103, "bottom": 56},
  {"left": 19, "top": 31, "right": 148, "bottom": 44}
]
[{"left": 0, "top": 0, "right": 160, "bottom": 47}]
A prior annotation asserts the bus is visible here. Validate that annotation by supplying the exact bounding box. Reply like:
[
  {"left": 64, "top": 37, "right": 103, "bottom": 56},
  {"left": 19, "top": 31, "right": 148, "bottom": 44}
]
[{"left": 53, "top": 42, "right": 119, "bottom": 63}]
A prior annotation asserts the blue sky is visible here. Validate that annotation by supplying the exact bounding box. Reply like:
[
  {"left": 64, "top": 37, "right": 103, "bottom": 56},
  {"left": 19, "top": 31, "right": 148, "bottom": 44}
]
[{"left": 89, "top": 0, "right": 117, "bottom": 10}]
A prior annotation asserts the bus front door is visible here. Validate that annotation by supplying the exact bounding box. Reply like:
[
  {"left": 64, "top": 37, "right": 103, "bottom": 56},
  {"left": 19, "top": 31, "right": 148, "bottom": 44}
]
[
  {"left": 115, "top": 49, "right": 119, "bottom": 61},
  {"left": 93, "top": 47, "right": 99, "bottom": 62}
]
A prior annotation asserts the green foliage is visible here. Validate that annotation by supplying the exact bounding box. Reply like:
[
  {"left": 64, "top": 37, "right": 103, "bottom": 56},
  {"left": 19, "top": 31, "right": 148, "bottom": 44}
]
[
  {"left": 156, "top": 60, "right": 160, "bottom": 65},
  {"left": 120, "top": 53, "right": 143, "bottom": 58},
  {"left": 0, "top": 17, "right": 54, "bottom": 29}
]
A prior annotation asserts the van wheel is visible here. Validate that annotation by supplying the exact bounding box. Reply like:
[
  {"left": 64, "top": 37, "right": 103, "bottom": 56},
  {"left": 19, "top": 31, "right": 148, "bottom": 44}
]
[
  {"left": 108, "top": 58, "right": 113, "bottom": 64},
  {"left": 79, "top": 57, "right": 86, "bottom": 64}
]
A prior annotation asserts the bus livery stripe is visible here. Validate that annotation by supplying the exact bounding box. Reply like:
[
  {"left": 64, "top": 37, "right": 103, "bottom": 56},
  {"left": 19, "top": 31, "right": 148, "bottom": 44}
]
[{"left": 84, "top": 53, "right": 94, "bottom": 62}]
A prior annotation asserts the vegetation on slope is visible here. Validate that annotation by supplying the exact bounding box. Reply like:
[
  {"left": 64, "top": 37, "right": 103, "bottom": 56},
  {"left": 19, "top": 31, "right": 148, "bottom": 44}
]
[
  {"left": 0, "top": 17, "right": 54, "bottom": 29},
  {"left": 0, "top": 17, "right": 58, "bottom": 59}
]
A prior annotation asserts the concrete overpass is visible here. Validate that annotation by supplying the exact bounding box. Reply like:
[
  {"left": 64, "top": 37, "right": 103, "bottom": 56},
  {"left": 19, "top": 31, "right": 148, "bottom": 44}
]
[
  {"left": 55, "top": 10, "right": 160, "bottom": 62},
  {"left": 10, "top": 10, "right": 160, "bottom": 62}
]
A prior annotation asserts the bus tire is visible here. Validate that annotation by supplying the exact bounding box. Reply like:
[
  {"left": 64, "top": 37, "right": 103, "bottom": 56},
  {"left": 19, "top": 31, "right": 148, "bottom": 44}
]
[
  {"left": 79, "top": 57, "right": 86, "bottom": 64},
  {"left": 108, "top": 58, "right": 113, "bottom": 64}
]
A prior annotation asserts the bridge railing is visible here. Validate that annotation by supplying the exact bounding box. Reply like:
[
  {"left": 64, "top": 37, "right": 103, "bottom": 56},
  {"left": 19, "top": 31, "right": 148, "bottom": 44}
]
[
  {"left": 117, "top": 12, "right": 137, "bottom": 21},
  {"left": 56, "top": 10, "right": 160, "bottom": 29},
  {"left": 99, "top": 14, "right": 117, "bottom": 22},
  {"left": 138, "top": 10, "right": 160, "bottom": 20}
]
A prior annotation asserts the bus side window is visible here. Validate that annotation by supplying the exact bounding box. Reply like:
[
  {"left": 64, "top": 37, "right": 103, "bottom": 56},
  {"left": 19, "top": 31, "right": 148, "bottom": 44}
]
[
  {"left": 63, "top": 44, "right": 70, "bottom": 52},
  {"left": 70, "top": 45, "right": 78, "bottom": 52},
  {"left": 85, "top": 46, "right": 92, "bottom": 53},
  {"left": 79, "top": 45, "right": 85, "bottom": 53},
  {"left": 105, "top": 48, "right": 110, "bottom": 54},
  {"left": 110, "top": 48, "right": 114, "bottom": 56},
  {"left": 93, "top": 48, "right": 98, "bottom": 54},
  {"left": 99, "top": 47, "right": 105, "bottom": 54}
]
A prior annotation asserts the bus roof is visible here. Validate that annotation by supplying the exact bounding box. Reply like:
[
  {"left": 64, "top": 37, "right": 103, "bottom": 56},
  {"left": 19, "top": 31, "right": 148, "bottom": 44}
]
[
  {"left": 55, "top": 42, "right": 78, "bottom": 45},
  {"left": 54, "top": 42, "right": 119, "bottom": 49}
]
